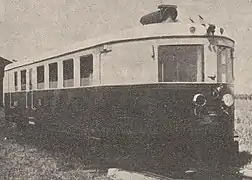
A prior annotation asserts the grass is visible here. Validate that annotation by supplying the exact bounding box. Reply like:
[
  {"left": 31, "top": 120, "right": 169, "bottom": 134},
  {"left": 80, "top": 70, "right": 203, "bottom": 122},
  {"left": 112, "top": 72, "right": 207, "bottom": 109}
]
[
  {"left": 0, "top": 109, "right": 111, "bottom": 180},
  {"left": 0, "top": 140, "right": 111, "bottom": 179},
  {"left": 235, "top": 99, "right": 252, "bottom": 153}
]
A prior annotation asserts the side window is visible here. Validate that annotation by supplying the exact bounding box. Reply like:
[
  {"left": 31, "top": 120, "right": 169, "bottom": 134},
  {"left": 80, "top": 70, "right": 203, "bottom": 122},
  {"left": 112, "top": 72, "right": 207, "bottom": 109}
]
[
  {"left": 14, "top": 71, "right": 18, "bottom": 91},
  {"left": 37, "top": 65, "right": 44, "bottom": 89},
  {"left": 21, "top": 70, "right": 26, "bottom": 91},
  {"left": 29, "top": 68, "right": 32, "bottom": 90},
  {"left": 63, "top": 59, "right": 74, "bottom": 87},
  {"left": 49, "top": 62, "right": 58, "bottom": 88},
  {"left": 217, "top": 46, "right": 233, "bottom": 83},
  {"left": 80, "top": 55, "right": 93, "bottom": 86}
]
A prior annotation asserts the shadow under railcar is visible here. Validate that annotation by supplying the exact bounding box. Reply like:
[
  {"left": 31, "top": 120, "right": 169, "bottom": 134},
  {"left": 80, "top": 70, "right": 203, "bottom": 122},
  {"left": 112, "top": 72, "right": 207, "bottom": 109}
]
[{"left": 3, "top": 123, "right": 252, "bottom": 180}]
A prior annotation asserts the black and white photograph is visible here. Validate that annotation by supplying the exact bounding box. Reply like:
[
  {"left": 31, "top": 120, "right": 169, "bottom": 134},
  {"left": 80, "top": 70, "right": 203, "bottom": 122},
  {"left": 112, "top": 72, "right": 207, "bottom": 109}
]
[{"left": 0, "top": 0, "right": 252, "bottom": 179}]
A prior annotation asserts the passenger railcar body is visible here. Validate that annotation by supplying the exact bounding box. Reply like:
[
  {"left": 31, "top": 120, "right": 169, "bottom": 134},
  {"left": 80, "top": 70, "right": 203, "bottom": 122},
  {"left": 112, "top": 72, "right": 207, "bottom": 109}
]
[{"left": 3, "top": 5, "right": 238, "bottom": 165}]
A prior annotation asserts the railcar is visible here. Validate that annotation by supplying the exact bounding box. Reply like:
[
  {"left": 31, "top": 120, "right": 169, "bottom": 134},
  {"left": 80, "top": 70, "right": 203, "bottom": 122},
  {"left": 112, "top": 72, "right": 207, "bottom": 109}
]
[{"left": 3, "top": 5, "right": 238, "bottom": 166}]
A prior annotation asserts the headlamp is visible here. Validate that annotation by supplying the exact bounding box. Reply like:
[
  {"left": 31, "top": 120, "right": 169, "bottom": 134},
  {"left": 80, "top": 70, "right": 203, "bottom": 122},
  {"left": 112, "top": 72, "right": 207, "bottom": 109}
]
[
  {"left": 193, "top": 94, "right": 207, "bottom": 107},
  {"left": 222, "top": 94, "right": 234, "bottom": 107}
]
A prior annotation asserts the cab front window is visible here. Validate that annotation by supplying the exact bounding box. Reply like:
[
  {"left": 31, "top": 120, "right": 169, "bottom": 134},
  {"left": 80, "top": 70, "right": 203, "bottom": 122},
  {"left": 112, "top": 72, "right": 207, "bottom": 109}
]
[{"left": 158, "top": 45, "right": 204, "bottom": 82}]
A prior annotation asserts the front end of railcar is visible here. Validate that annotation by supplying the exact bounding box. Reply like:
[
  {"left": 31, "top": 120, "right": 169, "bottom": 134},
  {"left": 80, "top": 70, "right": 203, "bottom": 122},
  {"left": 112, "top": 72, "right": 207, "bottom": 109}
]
[
  {"left": 191, "top": 83, "right": 237, "bottom": 163},
  {"left": 142, "top": 5, "right": 238, "bottom": 167}
]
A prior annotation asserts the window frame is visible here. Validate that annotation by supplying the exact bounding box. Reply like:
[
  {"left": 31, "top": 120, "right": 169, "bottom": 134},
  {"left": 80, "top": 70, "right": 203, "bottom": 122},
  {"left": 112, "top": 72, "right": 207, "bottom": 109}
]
[
  {"left": 49, "top": 62, "right": 58, "bottom": 88},
  {"left": 49, "top": 62, "right": 58, "bottom": 82},
  {"left": 63, "top": 58, "right": 74, "bottom": 87},
  {"left": 217, "top": 45, "right": 234, "bottom": 83},
  {"left": 14, "top": 71, "right": 18, "bottom": 91},
  {"left": 80, "top": 54, "right": 93, "bottom": 86},
  {"left": 20, "top": 69, "right": 26, "bottom": 91},
  {"left": 29, "top": 68, "right": 33, "bottom": 90},
  {"left": 157, "top": 44, "right": 204, "bottom": 82},
  {"left": 37, "top": 65, "right": 45, "bottom": 89}
]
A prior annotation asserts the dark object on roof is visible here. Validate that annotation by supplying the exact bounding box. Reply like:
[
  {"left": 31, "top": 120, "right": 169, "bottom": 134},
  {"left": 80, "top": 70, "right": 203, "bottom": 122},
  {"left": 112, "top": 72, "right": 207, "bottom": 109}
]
[
  {"left": 0, "top": 56, "right": 12, "bottom": 78},
  {"left": 207, "top": 24, "right": 216, "bottom": 35},
  {"left": 140, "top": 5, "right": 178, "bottom": 25},
  {"left": 0, "top": 56, "right": 12, "bottom": 67}
]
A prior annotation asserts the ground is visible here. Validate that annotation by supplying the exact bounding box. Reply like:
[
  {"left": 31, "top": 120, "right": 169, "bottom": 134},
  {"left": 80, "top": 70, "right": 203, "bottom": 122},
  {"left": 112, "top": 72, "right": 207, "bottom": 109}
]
[
  {"left": 235, "top": 99, "right": 252, "bottom": 177},
  {"left": 235, "top": 99, "right": 252, "bottom": 153},
  {"left": 0, "top": 108, "right": 111, "bottom": 180}
]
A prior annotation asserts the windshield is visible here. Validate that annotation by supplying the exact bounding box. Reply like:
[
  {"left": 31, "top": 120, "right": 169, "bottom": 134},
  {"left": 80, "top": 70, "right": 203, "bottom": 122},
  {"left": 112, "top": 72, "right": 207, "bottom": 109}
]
[
  {"left": 158, "top": 45, "right": 204, "bottom": 82},
  {"left": 217, "top": 46, "right": 234, "bottom": 83}
]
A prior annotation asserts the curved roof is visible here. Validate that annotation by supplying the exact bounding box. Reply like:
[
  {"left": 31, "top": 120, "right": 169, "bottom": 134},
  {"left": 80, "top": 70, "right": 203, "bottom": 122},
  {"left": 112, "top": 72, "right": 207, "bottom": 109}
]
[{"left": 5, "top": 22, "right": 234, "bottom": 71}]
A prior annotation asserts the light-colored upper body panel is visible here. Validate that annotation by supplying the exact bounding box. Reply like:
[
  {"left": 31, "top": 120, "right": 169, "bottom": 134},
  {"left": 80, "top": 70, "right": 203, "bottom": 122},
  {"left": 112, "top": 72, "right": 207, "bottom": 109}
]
[
  {"left": 5, "top": 23, "right": 234, "bottom": 71},
  {"left": 3, "top": 22, "right": 235, "bottom": 93}
]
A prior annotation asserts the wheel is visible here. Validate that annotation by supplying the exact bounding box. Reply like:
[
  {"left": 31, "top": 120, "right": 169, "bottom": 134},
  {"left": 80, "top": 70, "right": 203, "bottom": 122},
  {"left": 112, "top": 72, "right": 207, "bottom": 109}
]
[
  {"left": 232, "top": 141, "right": 239, "bottom": 155},
  {"left": 229, "top": 141, "right": 239, "bottom": 163},
  {"left": 219, "top": 140, "right": 239, "bottom": 166}
]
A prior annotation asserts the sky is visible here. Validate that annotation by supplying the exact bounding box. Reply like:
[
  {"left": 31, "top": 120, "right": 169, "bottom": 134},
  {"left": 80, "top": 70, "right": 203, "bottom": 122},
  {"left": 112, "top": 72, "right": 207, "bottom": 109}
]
[{"left": 0, "top": 0, "right": 252, "bottom": 93}]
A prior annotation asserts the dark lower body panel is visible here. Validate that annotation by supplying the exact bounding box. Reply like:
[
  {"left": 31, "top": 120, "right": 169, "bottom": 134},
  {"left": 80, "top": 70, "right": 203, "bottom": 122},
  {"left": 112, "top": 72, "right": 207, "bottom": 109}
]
[{"left": 4, "top": 83, "right": 237, "bottom": 164}]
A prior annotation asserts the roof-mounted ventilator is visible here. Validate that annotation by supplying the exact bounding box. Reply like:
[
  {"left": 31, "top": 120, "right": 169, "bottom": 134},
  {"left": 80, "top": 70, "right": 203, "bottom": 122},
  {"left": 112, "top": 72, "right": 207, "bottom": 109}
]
[{"left": 140, "top": 5, "right": 178, "bottom": 25}]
